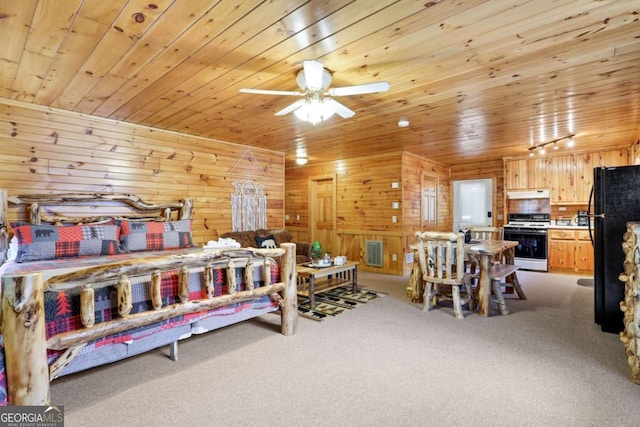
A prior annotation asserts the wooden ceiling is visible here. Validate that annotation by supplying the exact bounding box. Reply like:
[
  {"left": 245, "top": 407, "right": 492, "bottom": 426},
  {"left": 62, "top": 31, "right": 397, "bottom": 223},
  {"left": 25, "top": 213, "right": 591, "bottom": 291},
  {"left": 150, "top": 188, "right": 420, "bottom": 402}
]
[{"left": 2, "top": 0, "right": 639, "bottom": 167}]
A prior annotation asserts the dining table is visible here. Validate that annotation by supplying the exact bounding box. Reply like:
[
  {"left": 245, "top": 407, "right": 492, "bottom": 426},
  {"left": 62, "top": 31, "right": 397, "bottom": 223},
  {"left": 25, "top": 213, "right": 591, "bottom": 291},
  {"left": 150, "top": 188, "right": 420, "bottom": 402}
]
[
  {"left": 465, "top": 240, "right": 519, "bottom": 317},
  {"left": 408, "top": 239, "right": 519, "bottom": 317}
]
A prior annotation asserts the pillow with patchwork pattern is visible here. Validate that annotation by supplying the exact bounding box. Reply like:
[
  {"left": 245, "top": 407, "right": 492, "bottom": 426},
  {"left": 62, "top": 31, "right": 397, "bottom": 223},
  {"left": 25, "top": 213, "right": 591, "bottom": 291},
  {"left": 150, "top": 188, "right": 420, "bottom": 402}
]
[
  {"left": 119, "top": 219, "right": 194, "bottom": 252},
  {"left": 10, "top": 222, "right": 122, "bottom": 263}
]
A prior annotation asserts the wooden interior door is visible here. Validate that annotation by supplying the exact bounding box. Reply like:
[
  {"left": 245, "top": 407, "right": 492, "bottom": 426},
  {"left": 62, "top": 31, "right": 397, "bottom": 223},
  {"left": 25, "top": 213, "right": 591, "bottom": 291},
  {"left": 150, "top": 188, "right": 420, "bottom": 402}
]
[
  {"left": 310, "top": 176, "right": 336, "bottom": 256},
  {"left": 421, "top": 174, "right": 438, "bottom": 231}
]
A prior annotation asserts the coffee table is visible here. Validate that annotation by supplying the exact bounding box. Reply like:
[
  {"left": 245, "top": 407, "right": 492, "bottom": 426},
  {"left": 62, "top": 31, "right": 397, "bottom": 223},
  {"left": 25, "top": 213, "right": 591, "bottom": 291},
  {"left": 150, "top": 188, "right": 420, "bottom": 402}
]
[{"left": 296, "top": 261, "right": 359, "bottom": 309}]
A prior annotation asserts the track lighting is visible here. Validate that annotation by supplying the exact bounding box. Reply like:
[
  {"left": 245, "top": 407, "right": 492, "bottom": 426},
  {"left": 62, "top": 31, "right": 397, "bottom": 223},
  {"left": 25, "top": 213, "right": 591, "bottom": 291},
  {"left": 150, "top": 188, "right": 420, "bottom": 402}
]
[{"left": 528, "top": 134, "right": 575, "bottom": 156}]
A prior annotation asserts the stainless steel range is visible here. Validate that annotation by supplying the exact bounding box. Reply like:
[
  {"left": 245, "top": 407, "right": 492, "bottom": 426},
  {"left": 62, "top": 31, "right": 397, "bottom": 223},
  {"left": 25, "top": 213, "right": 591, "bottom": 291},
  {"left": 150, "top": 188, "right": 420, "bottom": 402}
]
[{"left": 503, "top": 213, "right": 550, "bottom": 272}]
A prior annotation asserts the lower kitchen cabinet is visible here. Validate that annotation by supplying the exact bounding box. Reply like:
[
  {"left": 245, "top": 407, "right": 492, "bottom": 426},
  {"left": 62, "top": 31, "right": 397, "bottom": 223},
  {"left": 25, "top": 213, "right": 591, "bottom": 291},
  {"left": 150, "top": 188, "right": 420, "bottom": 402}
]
[{"left": 548, "top": 229, "right": 594, "bottom": 273}]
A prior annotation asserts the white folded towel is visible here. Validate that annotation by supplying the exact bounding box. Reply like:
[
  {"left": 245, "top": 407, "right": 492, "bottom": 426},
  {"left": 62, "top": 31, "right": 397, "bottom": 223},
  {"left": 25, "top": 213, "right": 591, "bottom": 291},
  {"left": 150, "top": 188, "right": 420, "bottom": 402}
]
[{"left": 203, "top": 238, "right": 241, "bottom": 249}]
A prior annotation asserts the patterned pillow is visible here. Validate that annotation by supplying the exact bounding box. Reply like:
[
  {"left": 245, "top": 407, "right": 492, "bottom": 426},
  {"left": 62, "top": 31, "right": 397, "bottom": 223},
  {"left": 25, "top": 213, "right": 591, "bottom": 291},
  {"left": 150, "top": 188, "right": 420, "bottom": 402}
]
[
  {"left": 120, "top": 219, "right": 193, "bottom": 252},
  {"left": 255, "top": 234, "right": 277, "bottom": 249},
  {"left": 10, "top": 222, "right": 122, "bottom": 263}
]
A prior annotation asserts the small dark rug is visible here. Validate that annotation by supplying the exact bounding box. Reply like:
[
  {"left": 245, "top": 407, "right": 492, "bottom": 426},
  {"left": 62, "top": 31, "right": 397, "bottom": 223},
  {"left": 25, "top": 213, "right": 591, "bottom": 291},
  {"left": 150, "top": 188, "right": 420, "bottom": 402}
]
[
  {"left": 297, "top": 287, "right": 385, "bottom": 321},
  {"left": 577, "top": 278, "right": 594, "bottom": 287}
]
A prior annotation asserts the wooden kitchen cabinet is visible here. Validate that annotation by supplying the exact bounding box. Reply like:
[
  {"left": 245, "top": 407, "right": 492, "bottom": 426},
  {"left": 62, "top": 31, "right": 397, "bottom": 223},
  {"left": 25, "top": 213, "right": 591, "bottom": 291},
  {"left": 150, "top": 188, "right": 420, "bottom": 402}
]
[
  {"left": 575, "top": 230, "right": 594, "bottom": 272},
  {"left": 505, "top": 148, "right": 628, "bottom": 202},
  {"left": 548, "top": 229, "right": 593, "bottom": 273},
  {"left": 504, "top": 159, "right": 529, "bottom": 190},
  {"left": 550, "top": 155, "right": 573, "bottom": 203},
  {"left": 504, "top": 157, "right": 549, "bottom": 190}
]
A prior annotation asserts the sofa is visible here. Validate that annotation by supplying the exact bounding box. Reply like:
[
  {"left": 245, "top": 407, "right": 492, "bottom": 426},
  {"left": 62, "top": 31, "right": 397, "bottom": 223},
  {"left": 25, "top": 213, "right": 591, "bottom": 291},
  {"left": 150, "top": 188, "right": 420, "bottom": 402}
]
[{"left": 220, "top": 229, "right": 311, "bottom": 264}]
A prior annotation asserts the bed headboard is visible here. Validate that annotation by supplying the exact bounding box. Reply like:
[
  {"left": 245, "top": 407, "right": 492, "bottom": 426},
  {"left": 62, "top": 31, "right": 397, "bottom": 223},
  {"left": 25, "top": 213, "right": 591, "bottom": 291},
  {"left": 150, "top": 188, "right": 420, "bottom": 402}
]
[
  {"left": 7, "top": 193, "right": 192, "bottom": 225},
  {"left": 1, "top": 192, "right": 193, "bottom": 263}
]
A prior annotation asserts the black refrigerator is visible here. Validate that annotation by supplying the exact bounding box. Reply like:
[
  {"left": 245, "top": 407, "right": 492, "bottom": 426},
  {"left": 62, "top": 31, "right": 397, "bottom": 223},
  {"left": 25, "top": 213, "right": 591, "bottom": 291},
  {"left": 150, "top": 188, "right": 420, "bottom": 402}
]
[{"left": 590, "top": 165, "right": 640, "bottom": 333}]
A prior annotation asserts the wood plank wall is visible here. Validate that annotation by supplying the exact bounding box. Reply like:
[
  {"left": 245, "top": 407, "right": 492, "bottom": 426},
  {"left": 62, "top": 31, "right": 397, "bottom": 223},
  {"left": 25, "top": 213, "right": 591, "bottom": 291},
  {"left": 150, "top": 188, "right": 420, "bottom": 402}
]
[
  {"left": 285, "top": 152, "right": 451, "bottom": 275},
  {"left": 0, "top": 99, "right": 285, "bottom": 245}
]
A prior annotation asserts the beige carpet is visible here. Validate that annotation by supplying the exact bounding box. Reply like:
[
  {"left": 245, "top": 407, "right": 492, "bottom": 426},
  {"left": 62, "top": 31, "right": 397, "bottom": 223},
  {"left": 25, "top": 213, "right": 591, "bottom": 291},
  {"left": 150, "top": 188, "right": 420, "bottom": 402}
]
[{"left": 50, "top": 270, "right": 640, "bottom": 426}]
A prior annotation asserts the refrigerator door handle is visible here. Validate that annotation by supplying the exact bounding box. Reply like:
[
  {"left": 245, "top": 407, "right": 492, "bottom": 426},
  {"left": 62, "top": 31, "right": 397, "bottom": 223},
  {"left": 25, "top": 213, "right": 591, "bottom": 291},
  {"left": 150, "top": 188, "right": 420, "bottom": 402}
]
[
  {"left": 587, "top": 184, "right": 606, "bottom": 247},
  {"left": 588, "top": 185, "right": 595, "bottom": 247},
  {"left": 584, "top": 213, "right": 605, "bottom": 218}
]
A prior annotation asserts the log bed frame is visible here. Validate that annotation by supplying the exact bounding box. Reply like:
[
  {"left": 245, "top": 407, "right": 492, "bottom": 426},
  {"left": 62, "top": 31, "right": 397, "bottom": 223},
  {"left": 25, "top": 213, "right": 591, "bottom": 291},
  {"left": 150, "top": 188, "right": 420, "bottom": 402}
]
[{"left": 0, "top": 193, "right": 298, "bottom": 405}]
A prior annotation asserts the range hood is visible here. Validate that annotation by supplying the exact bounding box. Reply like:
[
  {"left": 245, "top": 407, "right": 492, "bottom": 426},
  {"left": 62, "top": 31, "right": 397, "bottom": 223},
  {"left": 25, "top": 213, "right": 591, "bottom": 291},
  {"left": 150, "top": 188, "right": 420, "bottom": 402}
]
[{"left": 506, "top": 189, "right": 550, "bottom": 199}]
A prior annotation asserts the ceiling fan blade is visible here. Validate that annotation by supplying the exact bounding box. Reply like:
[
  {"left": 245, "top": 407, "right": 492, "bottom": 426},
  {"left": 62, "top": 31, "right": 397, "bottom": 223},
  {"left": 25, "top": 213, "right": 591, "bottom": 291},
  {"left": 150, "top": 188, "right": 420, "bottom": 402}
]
[
  {"left": 303, "top": 60, "right": 325, "bottom": 90},
  {"left": 324, "top": 98, "right": 355, "bottom": 118},
  {"left": 327, "top": 81, "right": 390, "bottom": 96},
  {"left": 239, "top": 88, "right": 303, "bottom": 96},
  {"left": 274, "top": 99, "right": 305, "bottom": 116}
]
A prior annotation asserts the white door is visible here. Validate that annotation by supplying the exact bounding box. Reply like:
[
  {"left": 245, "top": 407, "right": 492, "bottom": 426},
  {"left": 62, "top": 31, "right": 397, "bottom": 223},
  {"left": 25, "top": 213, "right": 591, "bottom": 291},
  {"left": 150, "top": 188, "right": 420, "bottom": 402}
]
[
  {"left": 453, "top": 178, "right": 493, "bottom": 231},
  {"left": 421, "top": 174, "right": 438, "bottom": 231}
]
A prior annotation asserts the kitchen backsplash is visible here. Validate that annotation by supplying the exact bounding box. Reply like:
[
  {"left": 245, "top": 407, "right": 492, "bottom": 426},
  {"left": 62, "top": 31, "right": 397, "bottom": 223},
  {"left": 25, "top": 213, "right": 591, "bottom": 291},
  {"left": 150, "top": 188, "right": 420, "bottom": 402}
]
[{"left": 551, "top": 204, "right": 589, "bottom": 225}]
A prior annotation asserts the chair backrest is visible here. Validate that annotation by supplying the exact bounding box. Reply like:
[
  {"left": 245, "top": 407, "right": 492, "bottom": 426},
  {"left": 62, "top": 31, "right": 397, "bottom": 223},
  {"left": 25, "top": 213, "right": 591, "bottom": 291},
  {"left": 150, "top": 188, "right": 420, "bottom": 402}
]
[
  {"left": 469, "top": 226, "right": 503, "bottom": 241},
  {"left": 415, "top": 231, "right": 466, "bottom": 282}
]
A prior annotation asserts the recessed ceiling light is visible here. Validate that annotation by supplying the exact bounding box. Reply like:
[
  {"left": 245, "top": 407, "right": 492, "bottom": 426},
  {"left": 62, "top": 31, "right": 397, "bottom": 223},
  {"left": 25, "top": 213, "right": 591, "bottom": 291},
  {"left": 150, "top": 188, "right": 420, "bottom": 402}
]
[{"left": 398, "top": 117, "right": 410, "bottom": 128}]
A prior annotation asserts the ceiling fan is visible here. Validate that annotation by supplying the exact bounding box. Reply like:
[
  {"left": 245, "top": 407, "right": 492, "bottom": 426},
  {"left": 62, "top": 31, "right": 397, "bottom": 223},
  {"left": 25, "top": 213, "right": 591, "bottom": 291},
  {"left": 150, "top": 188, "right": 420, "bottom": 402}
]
[{"left": 239, "top": 60, "right": 390, "bottom": 124}]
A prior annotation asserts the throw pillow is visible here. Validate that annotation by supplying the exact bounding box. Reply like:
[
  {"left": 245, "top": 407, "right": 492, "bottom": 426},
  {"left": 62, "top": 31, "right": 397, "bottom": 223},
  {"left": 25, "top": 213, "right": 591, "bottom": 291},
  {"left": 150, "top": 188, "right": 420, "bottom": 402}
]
[
  {"left": 255, "top": 234, "right": 277, "bottom": 249},
  {"left": 10, "top": 222, "right": 122, "bottom": 263},
  {"left": 120, "top": 219, "right": 194, "bottom": 252}
]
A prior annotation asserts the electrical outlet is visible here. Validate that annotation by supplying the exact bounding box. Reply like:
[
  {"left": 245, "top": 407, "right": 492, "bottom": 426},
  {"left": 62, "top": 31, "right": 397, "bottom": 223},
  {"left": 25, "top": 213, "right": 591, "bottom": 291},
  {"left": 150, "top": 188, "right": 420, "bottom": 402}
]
[
  {"left": 285, "top": 215, "right": 290, "bottom": 220},
  {"left": 392, "top": 215, "right": 397, "bottom": 223},
  {"left": 391, "top": 254, "right": 397, "bottom": 261},
  {"left": 296, "top": 215, "right": 300, "bottom": 220}
]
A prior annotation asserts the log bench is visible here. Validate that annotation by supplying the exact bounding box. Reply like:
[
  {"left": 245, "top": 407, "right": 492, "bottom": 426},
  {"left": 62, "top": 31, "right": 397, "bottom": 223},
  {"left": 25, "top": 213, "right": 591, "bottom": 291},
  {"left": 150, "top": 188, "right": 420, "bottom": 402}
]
[{"left": 489, "top": 264, "right": 520, "bottom": 315}]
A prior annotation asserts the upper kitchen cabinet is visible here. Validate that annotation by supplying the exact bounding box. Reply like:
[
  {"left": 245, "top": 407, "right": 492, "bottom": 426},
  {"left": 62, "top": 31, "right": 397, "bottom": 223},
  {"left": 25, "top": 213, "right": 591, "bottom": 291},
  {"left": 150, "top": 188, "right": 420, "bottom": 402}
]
[
  {"left": 504, "top": 159, "right": 528, "bottom": 190},
  {"left": 550, "top": 155, "right": 573, "bottom": 203},
  {"left": 504, "top": 157, "right": 549, "bottom": 190},
  {"left": 505, "top": 148, "right": 629, "bottom": 204}
]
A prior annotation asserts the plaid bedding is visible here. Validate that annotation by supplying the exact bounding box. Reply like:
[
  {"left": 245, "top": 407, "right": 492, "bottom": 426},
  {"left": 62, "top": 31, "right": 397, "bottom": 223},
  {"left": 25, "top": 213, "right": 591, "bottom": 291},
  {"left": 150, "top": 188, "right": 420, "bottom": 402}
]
[{"left": 0, "top": 248, "right": 281, "bottom": 405}]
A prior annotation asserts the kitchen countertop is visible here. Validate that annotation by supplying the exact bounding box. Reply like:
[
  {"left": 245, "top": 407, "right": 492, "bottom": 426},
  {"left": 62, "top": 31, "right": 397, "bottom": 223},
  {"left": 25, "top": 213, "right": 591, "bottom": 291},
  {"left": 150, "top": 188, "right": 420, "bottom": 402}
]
[{"left": 547, "top": 224, "right": 591, "bottom": 230}]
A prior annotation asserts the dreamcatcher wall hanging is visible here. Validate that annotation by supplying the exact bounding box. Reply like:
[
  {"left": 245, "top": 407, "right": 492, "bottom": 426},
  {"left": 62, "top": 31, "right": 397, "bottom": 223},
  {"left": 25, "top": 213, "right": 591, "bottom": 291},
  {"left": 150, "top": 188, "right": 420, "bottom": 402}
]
[
  {"left": 228, "top": 149, "right": 268, "bottom": 231},
  {"left": 231, "top": 181, "right": 266, "bottom": 231}
]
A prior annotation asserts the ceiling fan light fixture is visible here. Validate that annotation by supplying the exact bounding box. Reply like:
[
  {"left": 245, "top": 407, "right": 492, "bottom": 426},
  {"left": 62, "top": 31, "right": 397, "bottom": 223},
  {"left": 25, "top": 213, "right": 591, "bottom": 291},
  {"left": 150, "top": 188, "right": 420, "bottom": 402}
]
[
  {"left": 242, "top": 59, "right": 388, "bottom": 122},
  {"left": 294, "top": 98, "right": 335, "bottom": 124}
]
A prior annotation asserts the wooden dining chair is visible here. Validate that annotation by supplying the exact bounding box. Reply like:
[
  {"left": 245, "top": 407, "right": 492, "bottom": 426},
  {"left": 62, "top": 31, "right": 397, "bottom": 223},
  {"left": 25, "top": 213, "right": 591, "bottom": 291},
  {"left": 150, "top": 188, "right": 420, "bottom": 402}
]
[
  {"left": 469, "top": 226, "right": 503, "bottom": 241},
  {"left": 415, "top": 231, "right": 474, "bottom": 319},
  {"left": 466, "top": 226, "right": 503, "bottom": 279}
]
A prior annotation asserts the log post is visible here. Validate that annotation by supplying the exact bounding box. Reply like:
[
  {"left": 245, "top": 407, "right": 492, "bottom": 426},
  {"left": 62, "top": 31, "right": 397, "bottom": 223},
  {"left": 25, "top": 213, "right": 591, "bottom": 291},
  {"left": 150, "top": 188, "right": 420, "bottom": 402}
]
[
  {"left": 279, "top": 243, "right": 297, "bottom": 336},
  {"left": 227, "top": 259, "right": 236, "bottom": 294},
  {"left": 151, "top": 270, "right": 162, "bottom": 310},
  {"left": 621, "top": 222, "right": 640, "bottom": 384},
  {"left": 204, "top": 264, "right": 214, "bottom": 299},
  {"left": 29, "top": 202, "right": 41, "bottom": 225},
  {"left": 245, "top": 259, "right": 255, "bottom": 290},
  {"left": 178, "top": 266, "right": 190, "bottom": 303},
  {"left": 180, "top": 198, "right": 193, "bottom": 219},
  {"left": 118, "top": 275, "right": 132, "bottom": 317},
  {"left": 263, "top": 259, "right": 271, "bottom": 286},
  {"left": 80, "top": 285, "right": 95, "bottom": 328},
  {"left": 1, "top": 273, "right": 50, "bottom": 405}
]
